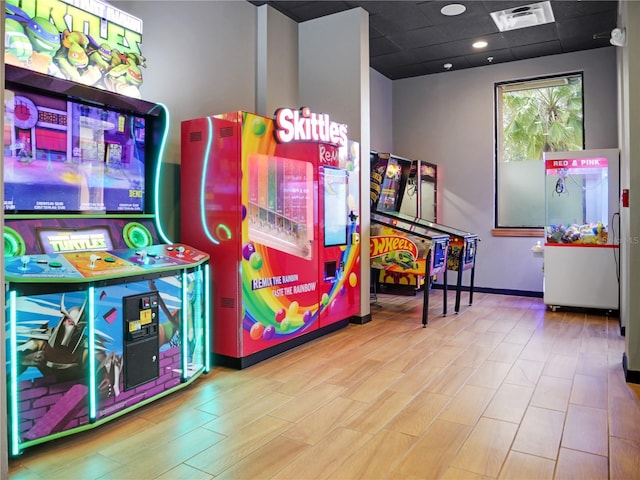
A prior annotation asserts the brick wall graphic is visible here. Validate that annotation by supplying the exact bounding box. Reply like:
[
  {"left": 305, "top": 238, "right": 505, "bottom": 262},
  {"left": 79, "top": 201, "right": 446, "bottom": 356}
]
[{"left": 17, "top": 347, "right": 182, "bottom": 442}]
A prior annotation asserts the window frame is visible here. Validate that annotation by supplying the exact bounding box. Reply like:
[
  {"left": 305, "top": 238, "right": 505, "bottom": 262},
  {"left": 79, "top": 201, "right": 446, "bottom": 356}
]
[{"left": 493, "top": 71, "right": 585, "bottom": 234}]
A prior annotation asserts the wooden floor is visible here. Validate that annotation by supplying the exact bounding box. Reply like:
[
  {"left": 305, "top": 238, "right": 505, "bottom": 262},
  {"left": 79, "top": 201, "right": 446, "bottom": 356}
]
[{"left": 8, "top": 290, "right": 640, "bottom": 479}]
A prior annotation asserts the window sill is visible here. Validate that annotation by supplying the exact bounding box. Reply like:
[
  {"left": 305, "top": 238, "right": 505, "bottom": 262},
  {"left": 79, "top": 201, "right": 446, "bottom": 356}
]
[{"left": 492, "top": 228, "right": 544, "bottom": 237}]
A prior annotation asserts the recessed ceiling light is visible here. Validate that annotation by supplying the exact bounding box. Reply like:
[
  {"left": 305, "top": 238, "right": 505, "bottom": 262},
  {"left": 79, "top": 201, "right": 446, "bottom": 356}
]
[
  {"left": 441, "top": 3, "right": 466, "bottom": 16},
  {"left": 473, "top": 40, "right": 488, "bottom": 49}
]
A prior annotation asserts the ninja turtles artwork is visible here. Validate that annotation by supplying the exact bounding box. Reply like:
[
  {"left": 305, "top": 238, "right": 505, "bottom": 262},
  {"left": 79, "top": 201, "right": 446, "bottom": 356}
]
[
  {"left": 7, "top": 273, "right": 206, "bottom": 447},
  {"left": 5, "top": 1, "right": 146, "bottom": 98}
]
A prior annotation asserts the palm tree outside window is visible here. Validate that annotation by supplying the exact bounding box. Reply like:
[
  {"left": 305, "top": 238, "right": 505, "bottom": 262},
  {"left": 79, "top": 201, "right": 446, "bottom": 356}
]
[{"left": 495, "top": 73, "right": 584, "bottom": 228}]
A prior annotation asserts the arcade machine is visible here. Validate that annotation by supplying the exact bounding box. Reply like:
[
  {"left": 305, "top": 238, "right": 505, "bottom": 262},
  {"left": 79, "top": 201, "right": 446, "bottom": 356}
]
[
  {"left": 370, "top": 152, "right": 418, "bottom": 292},
  {"left": 373, "top": 211, "right": 478, "bottom": 315},
  {"left": 181, "top": 107, "right": 361, "bottom": 369},
  {"left": 371, "top": 152, "right": 479, "bottom": 314},
  {"left": 3, "top": 0, "right": 210, "bottom": 456},
  {"left": 370, "top": 212, "right": 449, "bottom": 326},
  {"left": 398, "top": 159, "right": 438, "bottom": 222},
  {"left": 543, "top": 148, "right": 620, "bottom": 311}
]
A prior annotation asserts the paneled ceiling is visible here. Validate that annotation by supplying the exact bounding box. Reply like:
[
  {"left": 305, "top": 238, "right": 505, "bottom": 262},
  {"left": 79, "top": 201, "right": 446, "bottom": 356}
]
[{"left": 248, "top": 1, "right": 620, "bottom": 80}]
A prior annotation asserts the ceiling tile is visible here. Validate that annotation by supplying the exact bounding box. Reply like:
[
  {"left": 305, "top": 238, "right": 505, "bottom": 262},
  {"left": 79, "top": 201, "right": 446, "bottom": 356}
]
[
  {"left": 371, "top": 49, "right": 422, "bottom": 69},
  {"left": 370, "top": 35, "right": 403, "bottom": 56},
  {"left": 556, "top": 10, "right": 618, "bottom": 51},
  {"left": 434, "top": 14, "right": 500, "bottom": 43},
  {"left": 286, "top": 1, "right": 352, "bottom": 21},
  {"left": 248, "top": 0, "right": 618, "bottom": 79},
  {"left": 388, "top": 26, "right": 443, "bottom": 49},
  {"left": 500, "top": 22, "right": 559, "bottom": 48},
  {"left": 464, "top": 48, "right": 516, "bottom": 67}
]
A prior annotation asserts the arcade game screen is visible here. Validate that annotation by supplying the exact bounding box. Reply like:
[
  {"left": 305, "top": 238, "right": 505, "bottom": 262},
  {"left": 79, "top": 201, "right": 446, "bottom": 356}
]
[
  {"left": 4, "top": 88, "right": 147, "bottom": 214},
  {"left": 371, "top": 154, "right": 411, "bottom": 213}
]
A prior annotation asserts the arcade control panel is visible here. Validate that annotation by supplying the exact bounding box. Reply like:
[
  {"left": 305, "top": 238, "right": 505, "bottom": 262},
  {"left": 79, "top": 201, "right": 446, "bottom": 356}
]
[{"left": 5, "top": 244, "right": 209, "bottom": 283}]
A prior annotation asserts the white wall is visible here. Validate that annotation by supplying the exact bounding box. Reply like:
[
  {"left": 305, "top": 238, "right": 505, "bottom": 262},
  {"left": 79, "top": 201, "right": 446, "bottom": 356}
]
[
  {"left": 116, "top": 1, "right": 257, "bottom": 162},
  {"left": 256, "top": 5, "right": 298, "bottom": 117},
  {"left": 298, "top": 7, "right": 371, "bottom": 320},
  {"left": 299, "top": 8, "right": 368, "bottom": 143},
  {"left": 619, "top": 2, "right": 640, "bottom": 373},
  {"left": 370, "top": 68, "right": 393, "bottom": 153},
  {"left": 393, "top": 47, "right": 618, "bottom": 293}
]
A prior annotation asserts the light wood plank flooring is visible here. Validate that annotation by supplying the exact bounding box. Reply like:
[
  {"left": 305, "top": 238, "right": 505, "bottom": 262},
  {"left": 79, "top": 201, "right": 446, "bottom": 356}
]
[{"left": 8, "top": 290, "right": 640, "bottom": 479}]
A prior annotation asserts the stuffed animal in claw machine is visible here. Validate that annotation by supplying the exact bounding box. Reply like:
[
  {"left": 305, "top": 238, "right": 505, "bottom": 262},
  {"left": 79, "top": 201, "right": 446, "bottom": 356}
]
[{"left": 595, "top": 222, "right": 608, "bottom": 244}]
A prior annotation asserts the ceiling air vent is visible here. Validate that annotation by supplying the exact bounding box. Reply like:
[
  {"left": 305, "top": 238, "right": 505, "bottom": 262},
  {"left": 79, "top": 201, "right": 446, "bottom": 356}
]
[{"left": 490, "top": 1, "right": 555, "bottom": 32}]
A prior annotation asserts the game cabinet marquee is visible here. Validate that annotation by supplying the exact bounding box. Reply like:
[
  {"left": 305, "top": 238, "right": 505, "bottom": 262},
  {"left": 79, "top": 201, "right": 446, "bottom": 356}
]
[
  {"left": 7, "top": 0, "right": 143, "bottom": 56},
  {"left": 370, "top": 235, "right": 419, "bottom": 259},
  {"left": 274, "top": 107, "right": 348, "bottom": 147}
]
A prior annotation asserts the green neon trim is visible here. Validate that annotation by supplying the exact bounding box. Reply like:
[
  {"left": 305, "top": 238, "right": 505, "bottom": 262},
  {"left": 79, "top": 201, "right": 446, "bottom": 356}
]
[
  {"left": 204, "top": 264, "right": 211, "bottom": 372},
  {"left": 123, "top": 222, "right": 153, "bottom": 248},
  {"left": 200, "top": 117, "right": 219, "bottom": 245},
  {"left": 151, "top": 103, "right": 172, "bottom": 244},
  {"left": 4, "top": 226, "right": 25, "bottom": 257},
  {"left": 217, "top": 224, "right": 232, "bottom": 241},
  {"left": 88, "top": 287, "right": 96, "bottom": 420},
  {"left": 14, "top": 370, "right": 206, "bottom": 455},
  {"left": 182, "top": 272, "right": 188, "bottom": 381},
  {"left": 9, "top": 291, "right": 20, "bottom": 456}
]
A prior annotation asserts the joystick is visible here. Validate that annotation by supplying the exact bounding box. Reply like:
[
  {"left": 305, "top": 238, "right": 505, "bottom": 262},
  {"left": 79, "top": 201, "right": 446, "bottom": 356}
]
[
  {"left": 137, "top": 250, "right": 148, "bottom": 264},
  {"left": 20, "top": 255, "right": 29, "bottom": 271},
  {"left": 176, "top": 246, "right": 185, "bottom": 258},
  {"left": 89, "top": 254, "right": 100, "bottom": 269}
]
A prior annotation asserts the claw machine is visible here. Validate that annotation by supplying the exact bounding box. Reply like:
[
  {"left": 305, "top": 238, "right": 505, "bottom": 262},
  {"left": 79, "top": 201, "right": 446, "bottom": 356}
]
[
  {"left": 181, "top": 108, "right": 361, "bottom": 368},
  {"left": 543, "top": 149, "right": 620, "bottom": 310}
]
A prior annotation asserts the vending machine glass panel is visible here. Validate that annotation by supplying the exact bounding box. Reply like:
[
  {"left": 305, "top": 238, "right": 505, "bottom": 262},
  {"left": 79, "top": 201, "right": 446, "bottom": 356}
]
[{"left": 247, "top": 153, "right": 313, "bottom": 259}]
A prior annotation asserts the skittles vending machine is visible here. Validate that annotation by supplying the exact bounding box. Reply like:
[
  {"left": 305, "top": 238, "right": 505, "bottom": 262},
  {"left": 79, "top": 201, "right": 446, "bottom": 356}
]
[{"left": 181, "top": 108, "right": 361, "bottom": 368}]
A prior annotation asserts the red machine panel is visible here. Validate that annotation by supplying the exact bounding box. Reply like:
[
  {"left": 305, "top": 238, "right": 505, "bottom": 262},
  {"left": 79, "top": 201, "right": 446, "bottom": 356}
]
[{"left": 181, "top": 110, "right": 361, "bottom": 367}]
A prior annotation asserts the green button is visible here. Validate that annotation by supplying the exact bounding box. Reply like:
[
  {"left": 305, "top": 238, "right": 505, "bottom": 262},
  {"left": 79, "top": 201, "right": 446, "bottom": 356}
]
[
  {"left": 104, "top": 257, "right": 116, "bottom": 263},
  {"left": 49, "top": 262, "right": 62, "bottom": 268}
]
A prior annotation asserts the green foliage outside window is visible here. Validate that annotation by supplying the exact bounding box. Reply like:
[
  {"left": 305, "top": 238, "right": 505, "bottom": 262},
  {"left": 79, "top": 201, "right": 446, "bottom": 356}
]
[
  {"left": 501, "top": 77, "right": 583, "bottom": 162},
  {"left": 496, "top": 74, "right": 584, "bottom": 228}
]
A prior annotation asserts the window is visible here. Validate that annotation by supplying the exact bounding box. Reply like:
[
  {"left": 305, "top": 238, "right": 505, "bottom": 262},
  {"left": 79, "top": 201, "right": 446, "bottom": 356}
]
[{"left": 495, "top": 73, "right": 584, "bottom": 229}]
